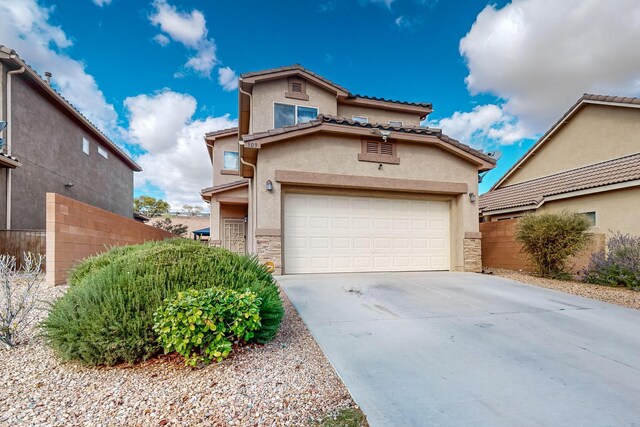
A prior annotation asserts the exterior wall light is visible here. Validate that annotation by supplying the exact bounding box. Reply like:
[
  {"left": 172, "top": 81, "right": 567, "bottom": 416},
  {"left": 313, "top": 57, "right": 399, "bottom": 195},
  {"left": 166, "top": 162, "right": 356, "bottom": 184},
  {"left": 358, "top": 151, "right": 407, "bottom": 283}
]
[
  {"left": 469, "top": 192, "right": 476, "bottom": 203},
  {"left": 266, "top": 179, "right": 273, "bottom": 192},
  {"left": 64, "top": 182, "right": 74, "bottom": 188}
]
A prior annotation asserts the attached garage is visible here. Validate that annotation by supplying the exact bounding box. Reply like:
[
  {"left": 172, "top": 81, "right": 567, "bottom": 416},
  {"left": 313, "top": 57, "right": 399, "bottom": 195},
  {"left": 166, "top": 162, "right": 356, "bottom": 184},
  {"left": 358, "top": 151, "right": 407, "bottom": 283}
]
[{"left": 284, "top": 193, "right": 450, "bottom": 274}]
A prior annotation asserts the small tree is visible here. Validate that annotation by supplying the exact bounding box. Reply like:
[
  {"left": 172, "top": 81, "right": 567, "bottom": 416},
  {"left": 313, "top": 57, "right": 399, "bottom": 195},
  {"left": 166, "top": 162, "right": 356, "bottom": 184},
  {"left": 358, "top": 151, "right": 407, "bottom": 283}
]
[
  {"left": 0, "top": 252, "right": 44, "bottom": 348},
  {"left": 153, "top": 217, "right": 188, "bottom": 237},
  {"left": 182, "top": 204, "right": 203, "bottom": 216},
  {"left": 134, "top": 195, "right": 170, "bottom": 218},
  {"left": 515, "top": 211, "right": 592, "bottom": 279}
]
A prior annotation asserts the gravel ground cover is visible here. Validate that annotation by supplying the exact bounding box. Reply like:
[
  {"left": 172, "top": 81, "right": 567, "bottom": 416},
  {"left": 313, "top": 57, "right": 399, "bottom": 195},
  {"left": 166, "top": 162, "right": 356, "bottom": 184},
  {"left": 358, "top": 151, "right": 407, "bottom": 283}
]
[
  {"left": 486, "top": 268, "right": 640, "bottom": 310},
  {"left": 0, "top": 282, "right": 359, "bottom": 426}
]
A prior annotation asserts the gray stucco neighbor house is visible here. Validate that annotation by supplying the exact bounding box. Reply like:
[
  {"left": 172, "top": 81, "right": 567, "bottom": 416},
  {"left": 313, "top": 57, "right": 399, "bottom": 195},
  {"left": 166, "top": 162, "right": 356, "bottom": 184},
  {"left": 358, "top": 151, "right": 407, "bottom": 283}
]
[{"left": 0, "top": 46, "right": 141, "bottom": 230}]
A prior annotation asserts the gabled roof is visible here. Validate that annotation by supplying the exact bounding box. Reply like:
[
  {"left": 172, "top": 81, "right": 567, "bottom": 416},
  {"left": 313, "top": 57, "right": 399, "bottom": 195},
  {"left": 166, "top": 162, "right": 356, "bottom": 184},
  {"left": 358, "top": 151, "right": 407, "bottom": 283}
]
[
  {"left": 241, "top": 64, "right": 350, "bottom": 96},
  {"left": 480, "top": 153, "right": 640, "bottom": 213},
  {"left": 348, "top": 94, "right": 432, "bottom": 109},
  {"left": 205, "top": 127, "right": 239, "bottom": 139},
  {"left": 200, "top": 179, "right": 248, "bottom": 197},
  {"left": 491, "top": 93, "right": 640, "bottom": 190},
  {"left": 242, "top": 114, "right": 496, "bottom": 166},
  {"left": 0, "top": 45, "right": 142, "bottom": 172}
]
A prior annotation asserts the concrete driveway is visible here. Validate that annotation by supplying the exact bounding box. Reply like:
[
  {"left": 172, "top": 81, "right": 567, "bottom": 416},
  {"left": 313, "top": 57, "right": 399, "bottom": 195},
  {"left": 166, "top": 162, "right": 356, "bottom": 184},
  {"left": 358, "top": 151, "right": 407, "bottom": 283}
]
[{"left": 278, "top": 272, "right": 640, "bottom": 427}]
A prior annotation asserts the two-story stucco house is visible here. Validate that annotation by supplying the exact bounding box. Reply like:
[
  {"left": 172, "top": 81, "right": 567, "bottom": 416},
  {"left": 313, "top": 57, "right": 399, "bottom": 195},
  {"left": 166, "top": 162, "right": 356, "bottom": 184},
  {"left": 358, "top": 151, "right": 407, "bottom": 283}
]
[
  {"left": 0, "top": 46, "right": 141, "bottom": 230},
  {"left": 480, "top": 94, "right": 640, "bottom": 236},
  {"left": 201, "top": 65, "right": 496, "bottom": 274}
]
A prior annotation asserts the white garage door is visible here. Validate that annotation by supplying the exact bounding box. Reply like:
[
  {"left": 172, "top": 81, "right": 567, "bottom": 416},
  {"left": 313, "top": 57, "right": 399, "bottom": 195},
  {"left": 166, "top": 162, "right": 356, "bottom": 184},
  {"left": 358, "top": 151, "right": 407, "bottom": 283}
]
[{"left": 284, "top": 193, "right": 450, "bottom": 274}]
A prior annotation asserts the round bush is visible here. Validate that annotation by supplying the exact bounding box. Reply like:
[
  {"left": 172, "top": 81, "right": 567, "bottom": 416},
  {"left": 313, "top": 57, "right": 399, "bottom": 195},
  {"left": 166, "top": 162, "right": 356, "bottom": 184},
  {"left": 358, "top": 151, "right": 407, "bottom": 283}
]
[
  {"left": 153, "top": 288, "right": 261, "bottom": 366},
  {"left": 41, "top": 239, "right": 283, "bottom": 366}
]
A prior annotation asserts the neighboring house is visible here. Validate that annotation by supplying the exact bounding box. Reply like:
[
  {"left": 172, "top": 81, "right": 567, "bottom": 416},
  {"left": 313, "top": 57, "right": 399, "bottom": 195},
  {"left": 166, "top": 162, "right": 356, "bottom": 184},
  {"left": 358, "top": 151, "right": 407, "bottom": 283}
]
[
  {"left": 480, "top": 94, "right": 640, "bottom": 236},
  {"left": 0, "top": 46, "right": 141, "bottom": 230},
  {"left": 202, "top": 65, "right": 496, "bottom": 274}
]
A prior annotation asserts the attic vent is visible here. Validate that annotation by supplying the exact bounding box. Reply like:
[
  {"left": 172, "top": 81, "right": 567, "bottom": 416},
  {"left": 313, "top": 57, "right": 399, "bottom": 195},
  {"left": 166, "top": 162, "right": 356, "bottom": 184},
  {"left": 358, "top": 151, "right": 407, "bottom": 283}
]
[
  {"left": 381, "top": 142, "right": 394, "bottom": 156},
  {"left": 291, "top": 82, "right": 303, "bottom": 93},
  {"left": 286, "top": 77, "right": 309, "bottom": 101},
  {"left": 366, "top": 141, "right": 379, "bottom": 154}
]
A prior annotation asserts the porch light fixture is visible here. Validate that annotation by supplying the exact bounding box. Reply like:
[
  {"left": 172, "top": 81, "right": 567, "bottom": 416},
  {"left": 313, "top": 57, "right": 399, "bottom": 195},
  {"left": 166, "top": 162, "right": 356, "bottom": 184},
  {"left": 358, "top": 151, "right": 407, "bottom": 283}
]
[
  {"left": 468, "top": 192, "right": 476, "bottom": 203},
  {"left": 266, "top": 179, "right": 273, "bottom": 192},
  {"left": 65, "top": 182, "right": 74, "bottom": 188}
]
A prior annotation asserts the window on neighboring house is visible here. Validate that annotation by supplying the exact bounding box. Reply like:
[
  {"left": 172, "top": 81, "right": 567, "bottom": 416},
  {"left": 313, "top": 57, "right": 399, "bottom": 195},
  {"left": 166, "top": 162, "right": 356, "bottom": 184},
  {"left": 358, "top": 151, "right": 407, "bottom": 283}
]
[
  {"left": 388, "top": 120, "right": 403, "bottom": 127},
  {"left": 352, "top": 116, "right": 368, "bottom": 124},
  {"left": 358, "top": 138, "right": 400, "bottom": 164},
  {"left": 582, "top": 211, "right": 596, "bottom": 226},
  {"left": 97, "top": 146, "right": 108, "bottom": 159},
  {"left": 82, "top": 137, "right": 90, "bottom": 155},
  {"left": 223, "top": 151, "right": 239, "bottom": 170},
  {"left": 274, "top": 103, "right": 319, "bottom": 128}
]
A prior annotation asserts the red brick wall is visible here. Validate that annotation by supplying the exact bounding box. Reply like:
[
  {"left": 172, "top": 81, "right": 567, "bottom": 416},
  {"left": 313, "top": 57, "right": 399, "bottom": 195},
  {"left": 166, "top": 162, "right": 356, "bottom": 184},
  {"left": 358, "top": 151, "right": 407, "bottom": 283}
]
[
  {"left": 45, "top": 193, "right": 174, "bottom": 285},
  {"left": 480, "top": 218, "right": 605, "bottom": 274}
]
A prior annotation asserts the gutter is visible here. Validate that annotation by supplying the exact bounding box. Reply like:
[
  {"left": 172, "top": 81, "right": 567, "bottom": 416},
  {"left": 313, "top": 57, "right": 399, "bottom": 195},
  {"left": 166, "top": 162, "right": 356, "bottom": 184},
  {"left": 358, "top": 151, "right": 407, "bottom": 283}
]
[
  {"left": 238, "top": 80, "right": 257, "bottom": 253},
  {"left": 5, "top": 65, "right": 25, "bottom": 229}
]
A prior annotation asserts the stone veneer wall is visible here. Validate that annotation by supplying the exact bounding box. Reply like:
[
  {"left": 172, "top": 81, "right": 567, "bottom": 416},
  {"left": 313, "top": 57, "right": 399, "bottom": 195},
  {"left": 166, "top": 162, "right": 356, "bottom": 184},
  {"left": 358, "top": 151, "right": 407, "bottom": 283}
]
[
  {"left": 46, "top": 193, "right": 174, "bottom": 285},
  {"left": 463, "top": 237, "right": 482, "bottom": 273},
  {"left": 256, "top": 234, "right": 282, "bottom": 275}
]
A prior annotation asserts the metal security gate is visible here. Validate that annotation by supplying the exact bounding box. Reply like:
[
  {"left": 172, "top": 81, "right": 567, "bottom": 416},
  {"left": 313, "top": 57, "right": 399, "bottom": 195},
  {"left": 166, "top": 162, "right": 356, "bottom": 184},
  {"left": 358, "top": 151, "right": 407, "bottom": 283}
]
[{"left": 223, "top": 218, "right": 246, "bottom": 254}]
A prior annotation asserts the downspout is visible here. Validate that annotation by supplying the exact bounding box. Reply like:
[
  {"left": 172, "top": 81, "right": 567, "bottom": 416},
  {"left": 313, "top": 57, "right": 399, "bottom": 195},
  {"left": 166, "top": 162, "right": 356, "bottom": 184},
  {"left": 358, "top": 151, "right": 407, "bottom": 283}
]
[
  {"left": 238, "top": 82, "right": 257, "bottom": 254},
  {"left": 6, "top": 66, "right": 26, "bottom": 230}
]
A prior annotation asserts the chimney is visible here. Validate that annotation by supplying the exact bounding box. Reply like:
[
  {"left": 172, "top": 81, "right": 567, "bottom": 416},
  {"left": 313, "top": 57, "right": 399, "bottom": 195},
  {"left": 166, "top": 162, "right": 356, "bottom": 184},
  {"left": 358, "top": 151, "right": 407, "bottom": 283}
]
[{"left": 44, "top": 71, "right": 52, "bottom": 85}]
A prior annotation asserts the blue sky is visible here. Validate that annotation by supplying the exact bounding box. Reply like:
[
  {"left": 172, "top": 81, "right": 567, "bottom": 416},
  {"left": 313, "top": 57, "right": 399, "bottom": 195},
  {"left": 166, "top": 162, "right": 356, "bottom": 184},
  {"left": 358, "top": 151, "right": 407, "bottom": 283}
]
[{"left": 3, "top": 0, "right": 640, "bottom": 208}]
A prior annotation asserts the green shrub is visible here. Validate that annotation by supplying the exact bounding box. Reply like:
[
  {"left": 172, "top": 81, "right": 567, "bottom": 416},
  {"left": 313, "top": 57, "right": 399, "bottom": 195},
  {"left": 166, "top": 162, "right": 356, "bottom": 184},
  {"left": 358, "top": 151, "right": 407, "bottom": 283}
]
[
  {"left": 583, "top": 232, "right": 640, "bottom": 290},
  {"left": 515, "top": 211, "right": 592, "bottom": 279},
  {"left": 153, "top": 288, "right": 261, "bottom": 366},
  {"left": 41, "top": 239, "right": 283, "bottom": 366}
]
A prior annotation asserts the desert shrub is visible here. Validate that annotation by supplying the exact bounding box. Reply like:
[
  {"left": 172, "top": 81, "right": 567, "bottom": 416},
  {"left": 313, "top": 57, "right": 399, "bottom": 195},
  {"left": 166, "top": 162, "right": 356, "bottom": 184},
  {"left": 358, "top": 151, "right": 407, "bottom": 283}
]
[
  {"left": 583, "top": 232, "right": 640, "bottom": 290},
  {"left": 515, "top": 211, "right": 592, "bottom": 279},
  {"left": 153, "top": 288, "right": 261, "bottom": 366},
  {"left": 41, "top": 240, "right": 283, "bottom": 366}
]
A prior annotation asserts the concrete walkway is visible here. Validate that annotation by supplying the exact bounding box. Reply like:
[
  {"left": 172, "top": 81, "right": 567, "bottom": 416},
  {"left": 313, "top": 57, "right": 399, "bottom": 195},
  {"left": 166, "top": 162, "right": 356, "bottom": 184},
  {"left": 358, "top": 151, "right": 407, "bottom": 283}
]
[{"left": 278, "top": 272, "right": 640, "bottom": 427}]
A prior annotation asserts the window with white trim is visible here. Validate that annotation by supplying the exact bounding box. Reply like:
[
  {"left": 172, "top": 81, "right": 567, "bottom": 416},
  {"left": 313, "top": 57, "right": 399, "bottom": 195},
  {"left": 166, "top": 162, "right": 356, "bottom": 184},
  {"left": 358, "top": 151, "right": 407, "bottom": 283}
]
[
  {"left": 352, "top": 116, "right": 368, "bottom": 124},
  {"left": 82, "top": 137, "right": 90, "bottom": 155},
  {"left": 97, "top": 146, "right": 108, "bottom": 159},
  {"left": 274, "top": 103, "right": 319, "bottom": 128},
  {"left": 223, "top": 151, "right": 239, "bottom": 170}
]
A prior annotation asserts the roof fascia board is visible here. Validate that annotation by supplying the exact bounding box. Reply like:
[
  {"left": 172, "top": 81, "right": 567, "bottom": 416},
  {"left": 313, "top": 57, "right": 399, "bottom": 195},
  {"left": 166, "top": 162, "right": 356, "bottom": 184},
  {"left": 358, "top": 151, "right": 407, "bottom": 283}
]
[
  {"left": 340, "top": 97, "right": 432, "bottom": 118},
  {"left": 242, "top": 69, "right": 348, "bottom": 97},
  {"left": 482, "top": 179, "right": 640, "bottom": 215}
]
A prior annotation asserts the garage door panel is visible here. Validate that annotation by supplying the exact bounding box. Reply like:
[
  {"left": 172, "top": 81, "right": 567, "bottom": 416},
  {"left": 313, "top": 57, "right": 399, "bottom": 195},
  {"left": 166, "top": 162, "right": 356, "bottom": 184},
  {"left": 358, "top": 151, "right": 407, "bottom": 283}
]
[{"left": 284, "top": 194, "right": 450, "bottom": 273}]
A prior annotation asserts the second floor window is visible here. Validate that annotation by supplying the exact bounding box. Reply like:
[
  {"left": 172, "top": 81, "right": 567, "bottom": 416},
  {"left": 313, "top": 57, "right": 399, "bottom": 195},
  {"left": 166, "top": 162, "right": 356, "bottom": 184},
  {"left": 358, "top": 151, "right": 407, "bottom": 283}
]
[
  {"left": 224, "top": 151, "right": 239, "bottom": 170},
  {"left": 274, "top": 103, "right": 318, "bottom": 128}
]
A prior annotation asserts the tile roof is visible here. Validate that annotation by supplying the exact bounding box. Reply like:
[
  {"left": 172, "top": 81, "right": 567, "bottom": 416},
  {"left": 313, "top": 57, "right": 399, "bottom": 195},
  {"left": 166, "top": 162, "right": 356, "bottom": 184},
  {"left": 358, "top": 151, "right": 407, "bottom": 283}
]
[
  {"left": 241, "top": 64, "right": 430, "bottom": 109},
  {"left": 205, "top": 127, "right": 239, "bottom": 138},
  {"left": 0, "top": 152, "right": 20, "bottom": 167},
  {"left": 348, "top": 94, "right": 432, "bottom": 109},
  {"left": 200, "top": 179, "right": 248, "bottom": 195},
  {"left": 242, "top": 114, "right": 496, "bottom": 164},
  {"left": 0, "top": 45, "right": 142, "bottom": 172},
  {"left": 480, "top": 153, "right": 640, "bottom": 212},
  {"left": 491, "top": 93, "right": 640, "bottom": 190}
]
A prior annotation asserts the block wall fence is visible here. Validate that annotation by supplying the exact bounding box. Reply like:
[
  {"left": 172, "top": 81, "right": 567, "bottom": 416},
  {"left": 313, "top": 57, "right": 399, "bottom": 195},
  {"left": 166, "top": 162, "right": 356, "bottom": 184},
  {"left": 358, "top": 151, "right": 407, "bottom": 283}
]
[
  {"left": 46, "top": 193, "right": 174, "bottom": 285},
  {"left": 479, "top": 218, "right": 605, "bottom": 274}
]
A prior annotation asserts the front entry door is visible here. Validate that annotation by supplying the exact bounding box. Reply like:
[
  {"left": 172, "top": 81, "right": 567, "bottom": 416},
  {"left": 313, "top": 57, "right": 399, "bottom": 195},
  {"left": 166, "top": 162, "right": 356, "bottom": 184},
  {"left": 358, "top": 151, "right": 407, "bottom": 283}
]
[{"left": 223, "top": 218, "right": 246, "bottom": 254}]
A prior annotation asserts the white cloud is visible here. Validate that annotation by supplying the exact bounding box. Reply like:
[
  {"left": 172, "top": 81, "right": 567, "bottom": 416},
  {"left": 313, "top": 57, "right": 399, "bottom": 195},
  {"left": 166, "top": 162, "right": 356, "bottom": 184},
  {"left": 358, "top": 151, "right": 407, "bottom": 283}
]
[
  {"left": 125, "top": 90, "right": 237, "bottom": 208},
  {"left": 217, "top": 66, "right": 238, "bottom": 92},
  {"left": 0, "top": 0, "right": 118, "bottom": 133},
  {"left": 149, "top": 0, "right": 217, "bottom": 77},
  {"left": 153, "top": 33, "right": 170, "bottom": 47},
  {"left": 92, "top": 0, "right": 112, "bottom": 6},
  {"left": 460, "top": 0, "right": 640, "bottom": 133},
  {"left": 427, "top": 104, "right": 529, "bottom": 149},
  {"left": 368, "top": 0, "right": 394, "bottom": 8}
]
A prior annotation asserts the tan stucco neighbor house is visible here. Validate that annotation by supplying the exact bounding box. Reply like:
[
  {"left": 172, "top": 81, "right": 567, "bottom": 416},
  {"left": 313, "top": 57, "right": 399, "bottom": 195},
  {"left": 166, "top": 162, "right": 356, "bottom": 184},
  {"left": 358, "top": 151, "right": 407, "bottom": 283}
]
[
  {"left": 480, "top": 94, "right": 640, "bottom": 237},
  {"left": 201, "top": 65, "right": 496, "bottom": 274}
]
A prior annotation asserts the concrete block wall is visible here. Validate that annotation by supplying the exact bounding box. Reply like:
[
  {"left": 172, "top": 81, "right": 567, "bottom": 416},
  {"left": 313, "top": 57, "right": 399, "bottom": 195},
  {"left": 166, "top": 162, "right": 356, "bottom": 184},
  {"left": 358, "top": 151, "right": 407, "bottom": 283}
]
[{"left": 46, "top": 193, "right": 174, "bottom": 285}]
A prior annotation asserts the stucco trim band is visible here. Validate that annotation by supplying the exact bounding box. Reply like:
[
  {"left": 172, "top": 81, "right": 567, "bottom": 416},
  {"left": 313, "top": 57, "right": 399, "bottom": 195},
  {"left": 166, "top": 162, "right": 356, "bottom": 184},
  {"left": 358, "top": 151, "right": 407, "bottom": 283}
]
[
  {"left": 464, "top": 232, "right": 482, "bottom": 239},
  {"left": 275, "top": 170, "right": 468, "bottom": 194},
  {"left": 255, "top": 228, "right": 281, "bottom": 237}
]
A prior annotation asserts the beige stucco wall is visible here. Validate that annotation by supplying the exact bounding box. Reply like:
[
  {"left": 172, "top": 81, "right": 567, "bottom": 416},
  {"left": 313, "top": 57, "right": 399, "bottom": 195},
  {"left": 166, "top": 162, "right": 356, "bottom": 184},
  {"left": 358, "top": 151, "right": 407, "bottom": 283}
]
[
  {"left": 212, "top": 134, "right": 242, "bottom": 186},
  {"left": 337, "top": 104, "right": 421, "bottom": 127},
  {"left": 254, "top": 133, "right": 480, "bottom": 271},
  {"left": 251, "top": 79, "right": 337, "bottom": 133},
  {"left": 504, "top": 104, "right": 640, "bottom": 186},
  {"left": 537, "top": 186, "right": 640, "bottom": 236}
]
